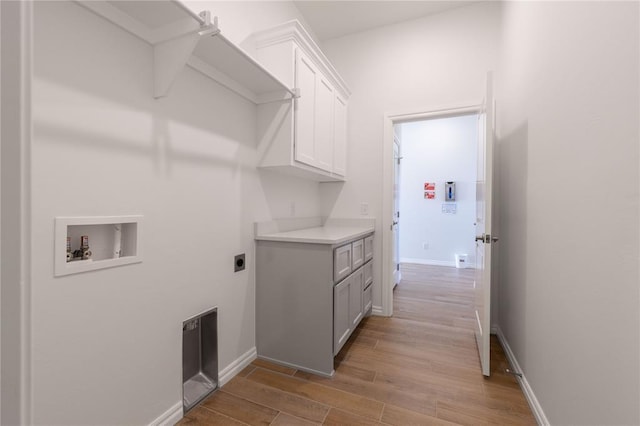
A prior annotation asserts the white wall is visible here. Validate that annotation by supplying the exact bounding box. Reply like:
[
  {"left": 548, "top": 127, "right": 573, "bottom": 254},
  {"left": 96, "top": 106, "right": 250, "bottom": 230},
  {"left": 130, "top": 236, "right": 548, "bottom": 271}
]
[
  {"left": 497, "top": 2, "right": 639, "bottom": 424},
  {"left": 320, "top": 2, "right": 501, "bottom": 310},
  {"left": 30, "top": 1, "right": 316, "bottom": 424},
  {"left": 398, "top": 116, "right": 477, "bottom": 266}
]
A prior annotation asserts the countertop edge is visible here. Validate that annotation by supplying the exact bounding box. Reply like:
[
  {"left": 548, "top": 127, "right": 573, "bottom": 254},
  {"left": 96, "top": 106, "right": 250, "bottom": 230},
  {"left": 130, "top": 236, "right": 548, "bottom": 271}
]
[{"left": 255, "top": 227, "right": 374, "bottom": 245}]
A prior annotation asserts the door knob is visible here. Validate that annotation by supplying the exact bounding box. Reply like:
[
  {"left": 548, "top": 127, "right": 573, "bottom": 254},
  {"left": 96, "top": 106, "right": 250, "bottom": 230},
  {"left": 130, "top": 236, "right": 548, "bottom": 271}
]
[{"left": 475, "top": 234, "right": 499, "bottom": 243}]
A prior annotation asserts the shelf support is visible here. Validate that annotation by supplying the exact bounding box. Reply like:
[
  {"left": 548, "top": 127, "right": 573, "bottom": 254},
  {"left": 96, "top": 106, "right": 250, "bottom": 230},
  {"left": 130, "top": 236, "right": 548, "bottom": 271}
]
[{"left": 153, "top": 13, "right": 219, "bottom": 98}]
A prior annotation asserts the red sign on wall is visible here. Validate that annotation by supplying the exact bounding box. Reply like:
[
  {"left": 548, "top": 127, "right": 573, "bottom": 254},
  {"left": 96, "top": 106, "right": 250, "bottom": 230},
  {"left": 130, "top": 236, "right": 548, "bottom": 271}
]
[{"left": 424, "top": 182, "right": 435, "bottom": 199}]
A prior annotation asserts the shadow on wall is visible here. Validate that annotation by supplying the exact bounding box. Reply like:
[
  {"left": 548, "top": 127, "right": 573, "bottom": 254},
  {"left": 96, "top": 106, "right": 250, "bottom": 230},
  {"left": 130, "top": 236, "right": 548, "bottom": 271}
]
[
  {"left": 496, "top": 121, "right": 529, "bottom": 365},
  {"left": 319, "top": 181, "right": 346, "bottom": 219},
  {"left": 33, "top": 1, "right": 261, "bottom": 175}
]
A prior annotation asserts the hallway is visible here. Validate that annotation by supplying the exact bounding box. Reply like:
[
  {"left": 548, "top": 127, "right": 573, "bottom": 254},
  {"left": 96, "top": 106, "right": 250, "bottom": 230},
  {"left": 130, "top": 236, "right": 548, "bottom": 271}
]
[{"left": 180, "top": 264, "right": 536, "bottom": 425}]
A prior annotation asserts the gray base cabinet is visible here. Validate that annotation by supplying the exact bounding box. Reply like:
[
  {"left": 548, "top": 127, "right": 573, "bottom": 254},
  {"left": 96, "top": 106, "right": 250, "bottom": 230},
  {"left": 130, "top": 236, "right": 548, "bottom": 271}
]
[{"left": 256, "top": 233, "right": 373, "bottom": 377}]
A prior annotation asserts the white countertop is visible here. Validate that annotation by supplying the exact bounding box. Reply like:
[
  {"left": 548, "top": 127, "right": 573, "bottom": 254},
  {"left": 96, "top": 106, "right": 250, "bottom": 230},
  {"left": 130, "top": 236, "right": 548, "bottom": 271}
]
[{"left": 255, "top": 225, "right": 374, "bottom": 245}]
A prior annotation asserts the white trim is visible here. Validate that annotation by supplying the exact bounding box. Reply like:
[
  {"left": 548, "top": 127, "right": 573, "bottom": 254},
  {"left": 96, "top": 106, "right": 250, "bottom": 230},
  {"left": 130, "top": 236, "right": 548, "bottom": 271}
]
[
  {"left": 382, "top": 102, "right": 481, "bottom": 319},
  {"left": 400, "top": 258, "right": 457, "bottom": 268},
  {"left": 496, "top": 327, "right": 550, "bottom": 426},
  {"left": 149, "top": 401, "right": 183, "bottom": 426},
  {"left": 21, "top": 2, "right": 33, "bottom": 423},
  {"left": 252, "top": 20, "right": 351, "bottom": 97},
  {"left": 160, "top": 346, "right": 258, "bottom": 425},
  {"left": 371, "top": 305, "right": 384, "bottom": 316},
  {"left": 218, "top": 346, "right": 257, "bottom": 387}
]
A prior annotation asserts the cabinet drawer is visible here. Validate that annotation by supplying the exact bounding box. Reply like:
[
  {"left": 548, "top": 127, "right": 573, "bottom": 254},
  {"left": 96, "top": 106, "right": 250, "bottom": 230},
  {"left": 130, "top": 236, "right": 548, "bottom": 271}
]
[
  {"left": 352, "top": 239, "right": 364, "bottom": 270},
  {"left": 364, "top": 235, "right": 374, "bottom": 263},
  {"left": 364, "top": 261, "right": 373, "bottom": 289},
  {"left": 334, "top": 244, "right": 352, "bottom": 283}
]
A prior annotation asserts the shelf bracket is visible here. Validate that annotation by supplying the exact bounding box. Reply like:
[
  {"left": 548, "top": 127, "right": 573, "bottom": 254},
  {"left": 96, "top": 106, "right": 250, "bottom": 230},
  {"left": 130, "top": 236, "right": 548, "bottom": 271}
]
[{"left": 153, "top": 12, "right": 219, "bottom": 98}]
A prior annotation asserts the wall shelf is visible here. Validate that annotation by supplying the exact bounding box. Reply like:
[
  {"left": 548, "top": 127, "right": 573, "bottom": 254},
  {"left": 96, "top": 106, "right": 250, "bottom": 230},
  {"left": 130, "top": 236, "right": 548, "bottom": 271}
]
[
  {"left": 76, "top": 0, "right": 296, "bottom": 103},
  {"left": 55, "top": 215, "right": 143, "bottom": 277}
]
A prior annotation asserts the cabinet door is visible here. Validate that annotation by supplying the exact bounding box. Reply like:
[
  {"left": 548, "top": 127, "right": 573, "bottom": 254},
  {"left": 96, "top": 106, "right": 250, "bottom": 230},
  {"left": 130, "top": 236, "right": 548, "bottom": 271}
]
[
  {"left": 363, "top": 283, "right": 372, "bottom": 316},
  {"left": 333, "top": 95, "right": 347, "bottom": 176},
  {"left": 364, "top": 235, "right": 374, "bottom": 262},
  {"left": 352, "top": 239, "right": 364, "bottom": 270},
  {"left": 349, "top": 268, "right": 364, "bottom": 328},
  {"left": 364, "top": 260, "right": 373, "bottom": 289},
  {"left": 334, "top": 244, "right": 352, "bottom": 282},
  {"left": 294, "top": 50, "right": 317, "bottom": 168},
  {"left": 334, "top": 276, "right": 351, "bottom": 355},
  {"left": 315, "top": 76, "right": 334, "bottom": 172}
]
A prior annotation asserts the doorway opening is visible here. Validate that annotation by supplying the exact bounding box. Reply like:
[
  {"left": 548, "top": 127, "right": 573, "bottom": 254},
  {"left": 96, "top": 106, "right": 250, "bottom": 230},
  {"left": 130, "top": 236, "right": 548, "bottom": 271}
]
[
  {"left": 396, "top": 114, "right": 479, "bottom": 268},
  {"left": 391, "top": 113, "right": 479, "bottom": 324},
  {"left": 381, "top": 104, "right": 481, "bottom": 318}
]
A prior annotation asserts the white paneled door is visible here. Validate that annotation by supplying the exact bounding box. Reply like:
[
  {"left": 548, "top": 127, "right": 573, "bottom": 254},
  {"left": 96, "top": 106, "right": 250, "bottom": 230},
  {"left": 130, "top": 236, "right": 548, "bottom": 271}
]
[
  {"left": 474, "top": 72, "right": 495, "bottom": 377},
  {"left": 392, "top": 138, "right": 401, "bottom": 286}
]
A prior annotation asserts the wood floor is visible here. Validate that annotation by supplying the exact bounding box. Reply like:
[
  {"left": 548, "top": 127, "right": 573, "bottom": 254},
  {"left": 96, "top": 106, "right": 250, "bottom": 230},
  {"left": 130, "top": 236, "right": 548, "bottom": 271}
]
[{"left": 178, "top": 264, "right": 536, "bottom": 425}]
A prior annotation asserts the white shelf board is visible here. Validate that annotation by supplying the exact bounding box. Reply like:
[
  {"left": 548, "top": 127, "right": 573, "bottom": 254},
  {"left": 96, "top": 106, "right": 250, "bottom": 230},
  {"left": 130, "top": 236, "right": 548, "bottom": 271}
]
[
  {"left": 76, "top": 0, "right": 295, "bottom": 102},
  {"left": 106, "top": 0, "right": 203, "bottom": 31},
  {"left": 191, "top": 32, "right": 296, "bottom": 103}
]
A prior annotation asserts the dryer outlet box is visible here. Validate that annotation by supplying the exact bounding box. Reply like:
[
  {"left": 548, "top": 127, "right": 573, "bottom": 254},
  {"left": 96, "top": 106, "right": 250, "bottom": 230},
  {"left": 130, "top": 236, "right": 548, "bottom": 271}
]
[{"left": 234, "top": 253, "right": 246, "bottom": 272}]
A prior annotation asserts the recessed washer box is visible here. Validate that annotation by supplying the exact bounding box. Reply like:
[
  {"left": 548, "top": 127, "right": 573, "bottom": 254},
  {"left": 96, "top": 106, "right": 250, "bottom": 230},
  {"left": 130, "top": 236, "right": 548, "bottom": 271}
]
[{"left": 54, "top": 215, "right": 143, "bottom": 277}]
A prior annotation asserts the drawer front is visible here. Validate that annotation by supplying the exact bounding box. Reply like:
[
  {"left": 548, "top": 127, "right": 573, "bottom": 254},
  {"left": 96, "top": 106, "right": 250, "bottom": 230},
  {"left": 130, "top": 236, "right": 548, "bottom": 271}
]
[
  {"left": 352, "top": 239, "right": 364, "bottom": 270},
  {"left": 364, "top": 261, "right": 373, "bottom": 289},
  {"left": 363, "top": 284, "right": 372, "bottom": 316},
  {"left": 334, "top": 244, "right": 352, "bottom": 283},
  {"left": 364, "top": 235, "right": 374, "bottom": 262}
]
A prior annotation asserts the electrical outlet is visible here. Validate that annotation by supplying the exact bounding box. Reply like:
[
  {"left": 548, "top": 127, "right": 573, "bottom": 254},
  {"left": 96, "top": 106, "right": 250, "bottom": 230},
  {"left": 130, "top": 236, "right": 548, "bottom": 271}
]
[
  {"left": 423, "top": 242, "right": 429, "bottom": 250},
  {"left": 360, "top": 203, "right": 369, "bottom": 216},
  {"left": 234, "top": 253, "right": 246, "bottom": 272}
]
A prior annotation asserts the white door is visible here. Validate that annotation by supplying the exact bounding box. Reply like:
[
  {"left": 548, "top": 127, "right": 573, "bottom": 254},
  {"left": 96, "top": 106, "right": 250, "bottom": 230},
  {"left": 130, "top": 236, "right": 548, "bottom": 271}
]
[
  {"left": 392, "top": 138, "right": 401, "bottom": 286},
  {"left": 474, "top": 72, "right": 495, "bottom": 377}
]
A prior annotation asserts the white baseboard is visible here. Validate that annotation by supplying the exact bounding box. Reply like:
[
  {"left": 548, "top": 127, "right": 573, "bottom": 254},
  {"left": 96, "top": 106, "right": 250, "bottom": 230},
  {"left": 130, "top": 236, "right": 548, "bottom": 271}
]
[
  {"left": 219, "top": 346, "right": 257, "bottom": 387},
  {"left": 149, "top": 401, "right": 182, "bottom": 426},
  {"left": 400, "top": 258, "right": 458, "bottom": 268},
  {"left": 496, "top": 327, "right": 550, "bottom": 426},
  {"left": 372, "top": 305, "right": 384, "bottom": 316},
  {"left": 151, "top": 347, "right": 257, "bottom": 426}
]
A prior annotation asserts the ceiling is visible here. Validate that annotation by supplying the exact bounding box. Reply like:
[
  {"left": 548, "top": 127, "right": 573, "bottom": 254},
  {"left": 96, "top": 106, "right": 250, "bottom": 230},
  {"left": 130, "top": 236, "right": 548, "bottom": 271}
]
[{"left": 292, "top": 1, "right": 481, "bottom": 41}]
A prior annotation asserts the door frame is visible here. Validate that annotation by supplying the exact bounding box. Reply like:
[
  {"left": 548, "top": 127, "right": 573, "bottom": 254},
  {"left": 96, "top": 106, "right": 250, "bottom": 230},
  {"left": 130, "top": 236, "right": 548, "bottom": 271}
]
[{"left": 381, "top": 102, "right": 481, "bottom": 317}]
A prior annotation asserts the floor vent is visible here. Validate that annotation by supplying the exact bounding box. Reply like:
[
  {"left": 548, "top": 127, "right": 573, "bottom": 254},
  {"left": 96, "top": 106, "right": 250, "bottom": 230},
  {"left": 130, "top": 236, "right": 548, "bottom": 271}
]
[{"left": 182, "top": 307, "right": 218, "bottom": 412}]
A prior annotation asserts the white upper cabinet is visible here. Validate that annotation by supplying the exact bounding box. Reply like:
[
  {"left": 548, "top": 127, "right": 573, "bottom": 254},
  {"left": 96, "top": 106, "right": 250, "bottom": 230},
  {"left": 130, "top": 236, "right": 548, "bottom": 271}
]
[
  {"left": 254, "top": 20, "right": 351, "bottom": 182},
  {"left": 294, "top": 50, "right": 318, "bottom": 168}
]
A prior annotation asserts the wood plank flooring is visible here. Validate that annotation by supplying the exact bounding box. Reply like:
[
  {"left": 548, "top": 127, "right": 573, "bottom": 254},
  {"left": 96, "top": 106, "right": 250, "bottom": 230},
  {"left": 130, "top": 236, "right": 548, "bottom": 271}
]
[{"left": 179, "top": 264, "right": 536, "bottom": 425}]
